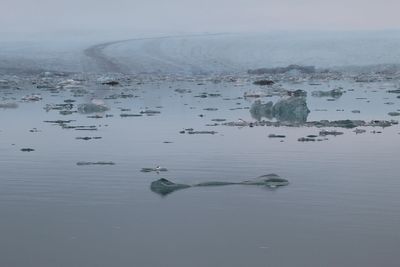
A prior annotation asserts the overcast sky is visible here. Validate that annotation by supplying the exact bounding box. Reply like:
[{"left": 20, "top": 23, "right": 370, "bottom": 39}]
[{"left": 1, "top": 0, "right": 400, "bottom": 34}]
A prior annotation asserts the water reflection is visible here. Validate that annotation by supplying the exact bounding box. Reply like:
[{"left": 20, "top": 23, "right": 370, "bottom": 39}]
[{"left": 0, "top": 103, "right": 18, "bottom": 109}]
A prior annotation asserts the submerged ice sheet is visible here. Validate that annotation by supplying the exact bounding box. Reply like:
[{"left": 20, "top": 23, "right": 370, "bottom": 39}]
[{"left": 150, "top": 174, "right": 289, "bottom": 196}]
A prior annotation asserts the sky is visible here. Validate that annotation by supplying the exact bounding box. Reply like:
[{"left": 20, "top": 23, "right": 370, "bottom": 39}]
[{"left": 1, "top": 0, "right": 400, "bottom": 34}]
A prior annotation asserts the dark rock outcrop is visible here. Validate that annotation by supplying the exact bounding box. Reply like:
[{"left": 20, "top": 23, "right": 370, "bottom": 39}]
[{"left": 253, "top": 80, "right": 275, "bottom": 86}]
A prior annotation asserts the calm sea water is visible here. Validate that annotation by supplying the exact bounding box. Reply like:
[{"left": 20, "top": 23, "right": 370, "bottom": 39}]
[{"left": 1, "top": 33, "right": 400, "bottom": 266}]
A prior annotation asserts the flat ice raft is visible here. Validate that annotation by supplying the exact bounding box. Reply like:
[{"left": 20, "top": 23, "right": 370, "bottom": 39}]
[{"left": 150, "top": 174, "right": 289, "bottom": 196}]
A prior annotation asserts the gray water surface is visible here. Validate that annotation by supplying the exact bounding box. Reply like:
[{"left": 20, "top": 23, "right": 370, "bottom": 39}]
[{"left": 1, "top": 33, "right": 400, "bottom": 267}]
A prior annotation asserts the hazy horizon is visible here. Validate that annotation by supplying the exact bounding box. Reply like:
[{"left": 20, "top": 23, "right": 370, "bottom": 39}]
[{"left": 2, "top": 0, "right": 400, "bottom": 34}]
